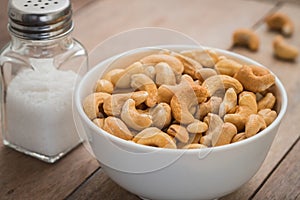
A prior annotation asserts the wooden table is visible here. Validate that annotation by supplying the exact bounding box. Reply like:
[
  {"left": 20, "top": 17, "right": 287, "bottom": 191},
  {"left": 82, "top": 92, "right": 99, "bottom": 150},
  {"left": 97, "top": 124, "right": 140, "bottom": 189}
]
[{"left": 1, "top": 0, "right": 299, "bottom": 199}]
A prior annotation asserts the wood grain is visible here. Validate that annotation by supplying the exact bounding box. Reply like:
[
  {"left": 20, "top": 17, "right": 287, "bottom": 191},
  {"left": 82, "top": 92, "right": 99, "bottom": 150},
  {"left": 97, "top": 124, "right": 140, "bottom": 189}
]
[
  {"left": 222, "top": 3, "right": 300, "bottom": 200},
  {"left": 253, "top": 138, "right": 300, "bottom": 199},
  {"left": 67, "top": 169, "right": 140, "bottom": 200},
  {"left": 72, "top": 0, "right": 274, "bottom": 51},
  {"left": 0, "top": 144, "right": 98, "bottom": 200}
]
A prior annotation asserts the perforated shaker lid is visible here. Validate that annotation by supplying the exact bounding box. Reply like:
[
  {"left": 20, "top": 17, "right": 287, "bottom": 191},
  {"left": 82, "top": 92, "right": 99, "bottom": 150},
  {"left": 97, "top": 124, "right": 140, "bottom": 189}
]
[{"left": 8, "top": 0, "right": 73, "bottom": 40}]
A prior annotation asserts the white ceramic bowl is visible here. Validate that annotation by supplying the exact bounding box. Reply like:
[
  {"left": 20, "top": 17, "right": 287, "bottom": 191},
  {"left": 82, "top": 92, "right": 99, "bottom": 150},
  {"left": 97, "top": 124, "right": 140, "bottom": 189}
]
[{"left": 74, "top": 46, "right": 287, "bottom": 200}]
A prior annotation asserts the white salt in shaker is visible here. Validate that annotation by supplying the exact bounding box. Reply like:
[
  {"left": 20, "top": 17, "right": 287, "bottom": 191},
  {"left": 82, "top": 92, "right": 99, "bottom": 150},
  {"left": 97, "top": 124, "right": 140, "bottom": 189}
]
[{"left": 0, "top": 0, "right": 88, "bottom": 163}]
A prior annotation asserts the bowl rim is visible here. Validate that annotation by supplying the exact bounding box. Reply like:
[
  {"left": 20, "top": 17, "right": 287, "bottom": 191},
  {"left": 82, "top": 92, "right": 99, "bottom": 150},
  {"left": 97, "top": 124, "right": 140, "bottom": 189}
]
[{"left": 75, "top": 45, "right": 288, "bottom": 154}]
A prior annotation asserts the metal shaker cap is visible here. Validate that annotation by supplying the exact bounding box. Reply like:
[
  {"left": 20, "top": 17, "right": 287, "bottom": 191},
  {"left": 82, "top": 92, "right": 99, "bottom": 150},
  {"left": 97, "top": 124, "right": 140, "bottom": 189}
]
[{"left": 8, "top": 0, "right": 73, "bottom": 40}]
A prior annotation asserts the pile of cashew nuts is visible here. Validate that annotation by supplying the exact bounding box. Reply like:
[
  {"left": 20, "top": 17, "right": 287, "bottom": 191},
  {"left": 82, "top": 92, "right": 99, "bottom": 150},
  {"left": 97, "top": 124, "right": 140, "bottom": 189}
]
[
  {"left": 232, "top": 12, "right": 298, "bottom": 61},
  {"left": 83, "top": 48, "right": 278, "bottom": 149}
]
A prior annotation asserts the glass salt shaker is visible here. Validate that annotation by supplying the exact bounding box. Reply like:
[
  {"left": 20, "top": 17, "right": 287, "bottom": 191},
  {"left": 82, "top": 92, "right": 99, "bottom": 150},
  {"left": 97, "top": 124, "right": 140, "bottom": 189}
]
[{"left": 0, "top": 0, "right": 88, "bottom": 163}]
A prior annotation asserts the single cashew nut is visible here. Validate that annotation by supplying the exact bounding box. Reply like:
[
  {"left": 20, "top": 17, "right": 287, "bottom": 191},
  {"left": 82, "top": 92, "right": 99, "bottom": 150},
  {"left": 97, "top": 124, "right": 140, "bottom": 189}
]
[
  {"left": 273, "top": 35, "right": 299, "bottom": 61},
  {"left": 95, "top": 79, "right": 114, "bottom": 94},
  {"left": 191, "top": 133, "right": 202, "bottom": 144},
  {"left": 200, "top": 113, "right": 224, "bottom": 147},
  {"left": 219, "top": 88, "right": 237, "bottom": 117},
  {"left": 143, "top": 65, "right": 156, "bottom": 80},
  {"left": 103, "top": 91, "right": 148, "bottom": 116},
  {"left": 121, "top": 99, "right": 152, "bottom": 130},
  {"left": 202, "top": 75, "right": 243, "bottom": 96},
  {"left": 257, "top": 92, "right": 276, "bottom": 111},
  {"left": 167, "top": 124, "right": 189, "bottom": 143},
  {"left": 149, "top": 103, "right": 172, "bottom": 129},
  {"left": 258, "top": 108, "right": 277, "bottom": 126},
  {"left": 194, "top": 68, "right": 217, "bottom": 83},
  {"left": 181, "top": 49, "right": 219, "bottom": 68},
  {"left": 110, "top": 62, "right": 144, "bottom": 88},
  {"left": 83, "top": 92, "right": 111, "bottom": 120},
  {"left": 171, "top": 91, "right": 197, "bottom": 124},
  {"left": 155, "top": 62, "right": 176, "bottom": 86},
  {"left": 102, "top": 69, "right": 124, "bottom": 82},
  {"left": 245, "top": 114, "right": 266, "bottom": 138},
  {"left": 170, "top": 75, "right": 208, "bottom": 124},
  {"left": 103, "top": 116, "right": 134, "bottom": 140},
  {"left": 232, "top": 28, "right": 260, "bottom": 51},
  {"left": 224, "top": 91, "right": 257, "bottom": 131},
  {"left": 187, "top": 120, "right": 208, "bottom": 134},
  {"left": 214, "top": 58, "right": 242, "bottom": 77},
  {"left": 130, "top": 73, "right": 158, "bottom": 107},
  {"left": 231, "top": 132, "right": 246, "bottom": 143},
  {"left": 212, "top": 122, "right": 237, "bottom": 147},
  {"left": 183, "top": 144, "right": 207, "bottom": 149},
  {"left": 198, "top": 96, "right": 222, "bottom": 120},
  {"left": 172, "top": 52, "right": 203, "bottom": 79},
  {"left": 265, "top": 12, "right": 294, "bottom": 36},
  {"left": 133, "top": 127, "right": 177, "bottom": 149},
  {"left": 140, "top": 54, "right": 184, "bottom": 75},
  {"left": 92, "top": 118, "right": 105, "bottom": 128},
  {"left": 234, "top": 65, "right": 275, "bottom": 93}
]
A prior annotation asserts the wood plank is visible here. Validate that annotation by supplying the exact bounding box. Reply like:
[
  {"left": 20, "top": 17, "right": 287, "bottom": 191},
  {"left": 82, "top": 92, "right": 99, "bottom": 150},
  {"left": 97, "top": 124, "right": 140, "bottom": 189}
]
[
  {"left": 253, "top": 138, "right": 300, "bottom": 199},
  {"left": 67, "top": 169, "right": 140, "bottom": 200},
  {"left": 0, "top": 143, "right": 98, "bottom": 200},
  {"left": 72, "top": 0, "right": 275, "bottom": 51},
  {"left": 222, "top": 3, "right": 300, "bottom": 200}
]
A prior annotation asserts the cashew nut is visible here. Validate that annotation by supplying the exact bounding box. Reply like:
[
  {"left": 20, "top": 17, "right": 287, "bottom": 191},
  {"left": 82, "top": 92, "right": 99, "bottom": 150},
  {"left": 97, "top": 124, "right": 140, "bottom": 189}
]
[
  {"left": 258, "top": 108, "right": 277, "bottom": 126},
  {"left": 149, "top": 103, "right": 172, "bottom": 129},
  {"left": 212, "top": 122, "right": 237, "bottom": 147},
  {"left": 103, "top": 91, "right": 148, "bottom": 116},
  {"left": 219, "top": 88, "right": 237, "bottom": 118},
  {"left": 133, "top": 127, "right": 176, "bottom": 149},
  {"left": 183, "top": 144, "right": 207, "bottom": 149},
  {"left": 224, "top": 91, "right": 257, "bottom": 131},
  {"left": 103, "top": 116, "right": 134, "bottom": 140},
  {"left": 231, "top": 132, "right": 246, "bottom": 143},
  {"left": 214, "top": 58, "right": 242, "bottom": 77},
  {"left": 171, "top": 52, "right": 203, "bottom": 79},
  {"left": 167, "top": 124, "right": 189, "bottom": 143},
  {"left": 143, "top": 65, "right": 156, "bottom": 80},
  {"left": 202, "top": 75, "right": 243, "bottom": 96},
  {"left": 120, "top": 99, "right": 152, "bottom": 130},
  {"left": 102, "top": 69, "right": 124, "bottom": 82},
  {"left": 83, "top": 92, "right": 111, "bottom": 120},
  {"left": 245, "top": 114, "right": 266, "bottom": 138},
  {"left": 186, "top": 120, "right": 208, "bottom": 134},
  {"left": 155, "top": 62, "right": 176, "bottom": 86},
  {"left": 265, "top": 12, "right": 294, "bottom": 36},
  {"left": 131, "top": 73, "right": 158, "bottom": 107},
  {"left": 95, "top": 79, "right": 114, "bottom": 94},
  {"left": 170, "top": 75, "right": 208, "bottom": 124},
  {"left": 92, "top": 118, "right": 105, "bottom": 128},
  {"left": 234, "top": 65, "right": 275, "bottom": 93},
  {"left": 200, "top": 113, "right": 224, "bottom": 147},
  {"left": 197, "top": 96, "right": 222, "bottom": 120},
  {"left": 194, "top": 68, "right": 217, "bottom": 83},
  {"left": 273, "top": 35, "right": 299, "bottom": 61},
  {"left": 140, "top": 54, "right": 184, "bottom": 75},
  {"left": 232, "top": 28, "right": 260, "bottom": 51},
  {"left": 110, "top": 62, "right": 144, "bottom": 88},
  {"left": 171, "top": 91, "right": 198, "bottom": 124},
  {"left": 257, "top": 92, "right": 276, "bottom": 111},
  {"left": 181, "top": 49, "right": 219, "bottom": 68}
]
